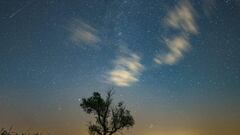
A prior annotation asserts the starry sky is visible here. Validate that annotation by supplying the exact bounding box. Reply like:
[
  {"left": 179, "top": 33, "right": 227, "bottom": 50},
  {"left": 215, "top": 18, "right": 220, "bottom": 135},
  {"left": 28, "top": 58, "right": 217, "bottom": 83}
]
[{"left": 0, "top": 0, "right": 240, "bottom": 135}]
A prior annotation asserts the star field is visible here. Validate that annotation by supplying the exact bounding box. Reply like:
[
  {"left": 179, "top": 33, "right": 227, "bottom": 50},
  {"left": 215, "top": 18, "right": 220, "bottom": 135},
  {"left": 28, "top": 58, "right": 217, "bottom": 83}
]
[{"left": 0, "top": 0, "right": 240, "bottom": 135}]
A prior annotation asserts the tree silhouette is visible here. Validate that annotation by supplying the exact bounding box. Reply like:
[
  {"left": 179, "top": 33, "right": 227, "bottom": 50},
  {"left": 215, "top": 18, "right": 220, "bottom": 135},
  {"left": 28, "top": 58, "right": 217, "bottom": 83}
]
[{"left": 80, "top": 90, "right": 134, "bottom": 135}]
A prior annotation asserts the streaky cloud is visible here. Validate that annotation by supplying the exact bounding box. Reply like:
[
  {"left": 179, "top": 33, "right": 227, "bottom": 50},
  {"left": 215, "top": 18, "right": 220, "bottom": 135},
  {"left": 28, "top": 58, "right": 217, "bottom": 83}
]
[
  {"left": 67, "top": 19, "right": 101, "bottom": 47},
  {"left": 154, "top": 0, "right": 198, "bottom": 65},
  {"left": 106, "top": 47, "right": 144, "bottom": 87},
  {"left": 154, "top": 36, "right": 190, "bottom": 65},
  {"left": 165, "top": 0, "right": 198, "bottom": 34}
]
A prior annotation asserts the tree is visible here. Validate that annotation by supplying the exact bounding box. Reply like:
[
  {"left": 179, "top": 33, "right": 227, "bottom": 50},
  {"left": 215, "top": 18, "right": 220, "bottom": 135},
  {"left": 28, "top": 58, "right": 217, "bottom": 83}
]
[{"left": 80, "top": 90, "right": 134, "bottom": 135}]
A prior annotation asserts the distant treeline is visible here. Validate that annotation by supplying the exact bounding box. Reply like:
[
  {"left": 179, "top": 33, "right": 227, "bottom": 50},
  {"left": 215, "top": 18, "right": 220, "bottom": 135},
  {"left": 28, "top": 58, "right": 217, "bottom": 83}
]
[{"left": 1, "top": 127, "right": 44, "bottom": 135}]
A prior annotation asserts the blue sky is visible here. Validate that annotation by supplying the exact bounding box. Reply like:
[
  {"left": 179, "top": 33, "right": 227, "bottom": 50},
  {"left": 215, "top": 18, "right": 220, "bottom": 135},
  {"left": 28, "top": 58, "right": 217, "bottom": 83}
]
[{"left": 0, "top": 0, "right": 240, "bottom": 135}]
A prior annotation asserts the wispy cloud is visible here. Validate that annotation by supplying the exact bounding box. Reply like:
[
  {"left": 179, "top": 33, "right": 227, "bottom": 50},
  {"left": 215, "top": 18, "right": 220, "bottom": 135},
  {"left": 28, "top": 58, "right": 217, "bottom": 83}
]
[
  {"left": 106, "top": 48, "right": 144, "bottom": 87},
  {"left": 165, "top": 0, "right": 198, "bottom": 34},
  {"left": 67, "top": 19, "right": 100, "bottom": 46},
  {"left": 154, "top": 36, "right": 190, "bottom": 65},
  {"left": 155, "top": 0, "right": 198, "bottom": 65}
]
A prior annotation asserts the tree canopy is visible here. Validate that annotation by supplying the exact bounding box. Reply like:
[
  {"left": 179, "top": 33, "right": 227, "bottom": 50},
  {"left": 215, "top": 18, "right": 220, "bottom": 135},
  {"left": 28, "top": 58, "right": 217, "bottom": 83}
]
[{"left": 80, "top": 90, "right": 134, "bottom": 135}]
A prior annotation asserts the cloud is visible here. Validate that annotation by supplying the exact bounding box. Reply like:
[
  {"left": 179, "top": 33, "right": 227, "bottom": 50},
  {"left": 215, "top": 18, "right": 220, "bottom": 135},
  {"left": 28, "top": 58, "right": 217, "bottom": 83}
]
[
  {"left": 106, "top": 49, "right": 144, "bottom": 87},
  {"left": 165, "top": 0, "right": 198, "bottom": 34},
  {"left": 67, "top": 19, "right": 100, "bottom": 46},
  {"left": 154, "top": 36, "right": 190, "bottom": 65},
  {"left": 154, "top": 0, "right": 198, "bottom": 65}
]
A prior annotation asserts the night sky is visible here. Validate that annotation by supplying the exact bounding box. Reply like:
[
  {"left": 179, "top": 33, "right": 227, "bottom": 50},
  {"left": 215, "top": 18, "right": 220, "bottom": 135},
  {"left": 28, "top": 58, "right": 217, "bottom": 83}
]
[{"left": 1, "top": 0, "right": 240, "bottom": 135}]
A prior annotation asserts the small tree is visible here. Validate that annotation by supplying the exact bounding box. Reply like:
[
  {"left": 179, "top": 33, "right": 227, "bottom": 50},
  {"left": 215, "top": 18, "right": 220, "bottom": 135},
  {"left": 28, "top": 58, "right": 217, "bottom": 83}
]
[{"left": 80, "top": 90, "right": 134, "bottom": 135}]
